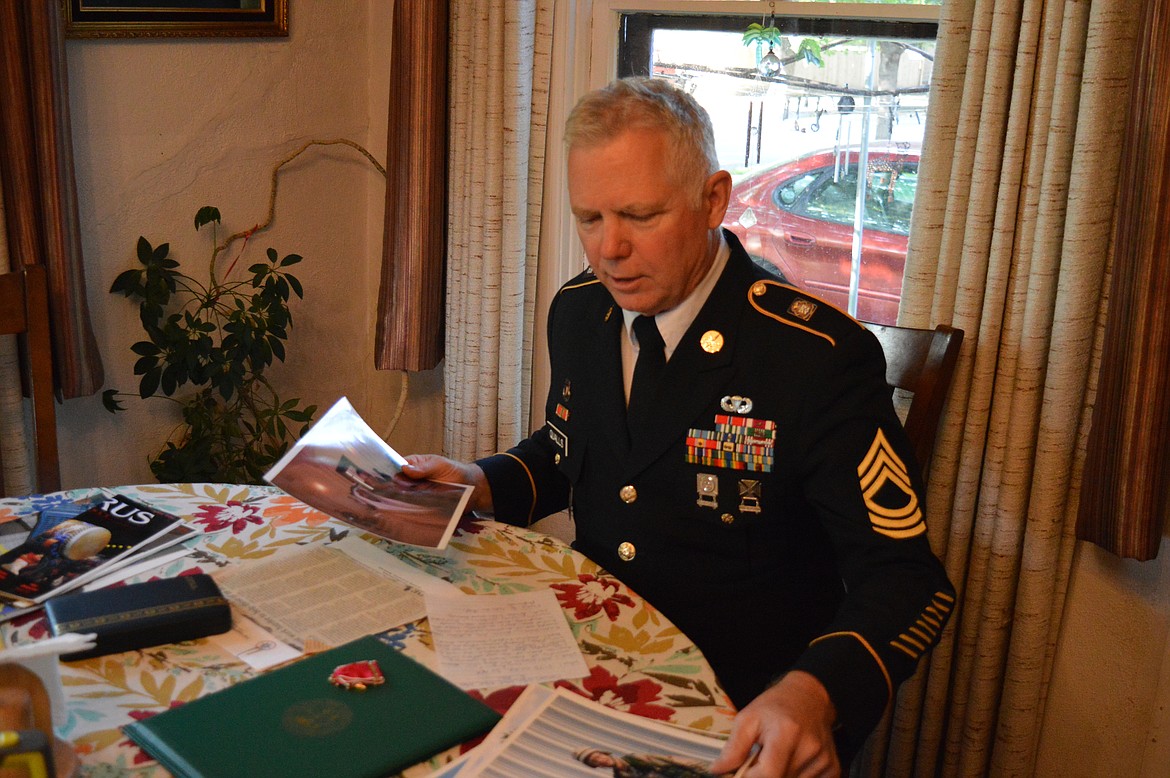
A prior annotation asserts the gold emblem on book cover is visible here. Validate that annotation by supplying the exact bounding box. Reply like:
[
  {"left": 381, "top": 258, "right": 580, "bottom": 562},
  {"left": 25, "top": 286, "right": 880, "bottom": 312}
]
[{"left": 282, "top": 699, "right": 353, "bottom": 737}]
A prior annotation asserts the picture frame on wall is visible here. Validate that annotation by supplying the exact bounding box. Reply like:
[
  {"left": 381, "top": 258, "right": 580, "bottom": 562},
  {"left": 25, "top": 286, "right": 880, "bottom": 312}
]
[{"left": 62, "top": 1, "right": 289, "bottom": 39}]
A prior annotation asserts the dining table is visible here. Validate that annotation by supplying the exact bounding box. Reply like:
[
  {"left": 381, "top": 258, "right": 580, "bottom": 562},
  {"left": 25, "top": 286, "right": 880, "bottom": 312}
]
[{"left": 0, "top": 483, "right": 736, "bottom": 777}]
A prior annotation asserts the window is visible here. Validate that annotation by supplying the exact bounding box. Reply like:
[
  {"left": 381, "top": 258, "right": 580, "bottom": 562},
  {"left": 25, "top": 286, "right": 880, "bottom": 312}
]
[
  {"left": 775, "top": 158, "right": 919, "bottom": 236},
  {"left": 532, "top": 2, "right": 939, "bottom": 427},
  {"left": 616, "top": 8, "right": 938, "bottom": 324}
]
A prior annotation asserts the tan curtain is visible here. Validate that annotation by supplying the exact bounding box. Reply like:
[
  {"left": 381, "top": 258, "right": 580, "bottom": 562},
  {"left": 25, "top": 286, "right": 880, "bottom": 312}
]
[
  {"left": 858, "top": 0, "right": 1142, "bottom": 774},
  {"left": 443, "top": 0, "right": 554, "bottom": 460},
  {"left": 1076, "top": 0, "right": 1170, "bottom": 561},
  {"left": 0, "top": 0, "right": 103, "bottom": 398},
  {"left": 376, "top": 0, "right": 449, "bottom": 372}
]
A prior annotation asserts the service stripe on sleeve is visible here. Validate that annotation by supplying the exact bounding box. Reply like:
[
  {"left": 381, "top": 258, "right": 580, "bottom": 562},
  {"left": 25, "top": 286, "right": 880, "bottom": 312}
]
[{"left": 890, "top": 591, "right": 955, "bottom": 659}]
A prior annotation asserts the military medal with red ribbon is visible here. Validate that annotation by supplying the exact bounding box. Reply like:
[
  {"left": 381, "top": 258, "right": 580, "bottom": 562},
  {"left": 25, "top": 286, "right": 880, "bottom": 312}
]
[{"left": 329, "top": 660, "right": 386, "bottom": 690}]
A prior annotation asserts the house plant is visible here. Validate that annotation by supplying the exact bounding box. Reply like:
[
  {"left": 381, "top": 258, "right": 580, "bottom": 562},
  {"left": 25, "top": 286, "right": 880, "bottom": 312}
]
[{"left": 102, "top": 205, "right": 317, "bottom": 484}]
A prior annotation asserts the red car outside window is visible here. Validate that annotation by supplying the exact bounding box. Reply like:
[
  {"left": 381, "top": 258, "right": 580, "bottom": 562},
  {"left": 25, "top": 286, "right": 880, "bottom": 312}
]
[{"left": 723, "top": 144, "right": 920, "bottom": 325}]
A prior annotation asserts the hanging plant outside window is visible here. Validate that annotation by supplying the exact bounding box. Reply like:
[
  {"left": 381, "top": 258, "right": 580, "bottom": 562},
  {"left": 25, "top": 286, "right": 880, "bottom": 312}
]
[{"left": 742, "top": 22, "right": 825, "bottom": 69}]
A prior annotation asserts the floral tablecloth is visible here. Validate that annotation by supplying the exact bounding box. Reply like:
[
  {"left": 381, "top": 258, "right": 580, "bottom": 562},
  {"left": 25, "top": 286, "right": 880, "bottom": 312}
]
[{"left": 0, "top": 484, "right": 734, "bottom": 777}]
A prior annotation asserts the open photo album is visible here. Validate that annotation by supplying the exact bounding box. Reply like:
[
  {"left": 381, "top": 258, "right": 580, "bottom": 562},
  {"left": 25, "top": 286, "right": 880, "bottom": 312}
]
[{"left": 264, "top": 397, "right": 473, "bottom": 550}]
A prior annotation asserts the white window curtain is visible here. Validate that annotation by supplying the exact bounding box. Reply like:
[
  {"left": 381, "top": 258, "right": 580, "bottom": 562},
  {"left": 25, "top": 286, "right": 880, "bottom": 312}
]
[
  {"left": 444, "top": 0, "right": 555, "bottom": 461},
  {"left": 863, "top": 0, "right": 1142, "bottom": 774}
]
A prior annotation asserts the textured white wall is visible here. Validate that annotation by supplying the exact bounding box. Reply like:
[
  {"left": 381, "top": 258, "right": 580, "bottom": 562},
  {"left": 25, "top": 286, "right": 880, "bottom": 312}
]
[
  {"left": 55, "top": 1, "right": 445, "bottom": 489},
  {"left": 1036, "top": 534, "right": 1170, "bottom": 777}
]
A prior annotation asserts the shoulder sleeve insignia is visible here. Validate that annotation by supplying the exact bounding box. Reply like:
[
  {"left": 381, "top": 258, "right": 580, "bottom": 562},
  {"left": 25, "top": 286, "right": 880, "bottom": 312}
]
[{"left": 857, "top": 428, "right": 925, "bottom": 539}]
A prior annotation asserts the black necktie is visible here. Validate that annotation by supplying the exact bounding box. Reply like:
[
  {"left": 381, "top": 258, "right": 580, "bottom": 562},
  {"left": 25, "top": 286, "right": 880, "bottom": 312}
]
[{"left": 628, "top": 315, "right": 665, "bottom": 430}]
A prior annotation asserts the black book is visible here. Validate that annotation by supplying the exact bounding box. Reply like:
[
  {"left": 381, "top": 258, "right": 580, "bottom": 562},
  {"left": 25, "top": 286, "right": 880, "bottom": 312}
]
[{"left": 44, "top": 574, "right": 232, "bottom": 660}]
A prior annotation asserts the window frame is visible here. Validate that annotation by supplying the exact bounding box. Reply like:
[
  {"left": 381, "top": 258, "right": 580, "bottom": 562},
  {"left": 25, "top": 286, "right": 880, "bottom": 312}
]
[{"left": 615, "top": 12, "right": 938, "bottom": 79}]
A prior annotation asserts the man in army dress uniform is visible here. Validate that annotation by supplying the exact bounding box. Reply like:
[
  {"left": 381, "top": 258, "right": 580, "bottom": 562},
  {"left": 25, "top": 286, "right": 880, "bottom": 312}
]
[{"left": 403, "top": 78, "right": 954, "bottom": 777}]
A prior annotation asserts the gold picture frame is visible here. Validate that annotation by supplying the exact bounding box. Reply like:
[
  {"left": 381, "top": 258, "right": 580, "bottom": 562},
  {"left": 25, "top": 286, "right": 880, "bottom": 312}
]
[{"left": 62, "top": 1, "right": 288, "bottom": 39}]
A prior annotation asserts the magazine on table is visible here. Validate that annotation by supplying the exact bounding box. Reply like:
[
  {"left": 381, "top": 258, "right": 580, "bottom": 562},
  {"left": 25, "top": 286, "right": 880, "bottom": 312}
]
[
  {"left": 0, "top": 492, "right": 195, "bottom": 606},
  {"left": 263, "top": 396, "right": 473, "bottom": 550},
  {"left": 426, "top": 686, "right": 734, "bottom": 777}
]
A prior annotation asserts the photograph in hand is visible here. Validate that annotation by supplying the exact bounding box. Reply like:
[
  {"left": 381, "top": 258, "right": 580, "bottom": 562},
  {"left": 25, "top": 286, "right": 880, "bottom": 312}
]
[{"left": 264, "top": 397, "right": 473, "bottom": 549}]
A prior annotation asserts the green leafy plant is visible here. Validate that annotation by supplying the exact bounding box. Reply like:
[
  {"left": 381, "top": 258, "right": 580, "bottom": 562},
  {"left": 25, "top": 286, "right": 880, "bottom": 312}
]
[{"left": 103, "top": 206, "right": 317, "bottom": 484}]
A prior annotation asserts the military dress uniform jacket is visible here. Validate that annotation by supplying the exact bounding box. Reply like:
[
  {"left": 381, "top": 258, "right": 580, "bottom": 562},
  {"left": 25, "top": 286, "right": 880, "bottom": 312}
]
[{"left": 477, "top": 231, "right": 955, "bottom": 753}]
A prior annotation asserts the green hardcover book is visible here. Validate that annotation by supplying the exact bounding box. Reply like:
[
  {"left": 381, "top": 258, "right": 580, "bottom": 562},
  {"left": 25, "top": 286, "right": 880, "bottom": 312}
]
[{"left": 124, "top": 634, "right": 500, "bottom": 778}]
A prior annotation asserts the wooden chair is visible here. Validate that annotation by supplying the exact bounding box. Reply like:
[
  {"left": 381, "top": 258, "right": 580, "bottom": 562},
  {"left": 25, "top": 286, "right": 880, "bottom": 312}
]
[
  {"left": 862, "top": 321, "right": 964, "bottom": 482},
  {"left": 0, "top": 265, "right": 61, "bottom": 496}
]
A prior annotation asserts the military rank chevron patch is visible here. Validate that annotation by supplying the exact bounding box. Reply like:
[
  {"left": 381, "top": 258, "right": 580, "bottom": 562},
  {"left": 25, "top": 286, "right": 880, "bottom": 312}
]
[{"left": 857, "top": 429, "right": 924, "bottom": 539}]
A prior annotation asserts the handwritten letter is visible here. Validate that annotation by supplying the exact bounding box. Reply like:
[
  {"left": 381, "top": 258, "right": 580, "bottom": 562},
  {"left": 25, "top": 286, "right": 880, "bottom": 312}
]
[{"left": 425, "top": 589, "right": 588, "bottom": 690}]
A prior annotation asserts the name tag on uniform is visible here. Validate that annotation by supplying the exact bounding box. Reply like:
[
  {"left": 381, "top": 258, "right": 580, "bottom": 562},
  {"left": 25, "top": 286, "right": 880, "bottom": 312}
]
[{"left": 548, "top": 421, "right": 569, "bottom": 458}]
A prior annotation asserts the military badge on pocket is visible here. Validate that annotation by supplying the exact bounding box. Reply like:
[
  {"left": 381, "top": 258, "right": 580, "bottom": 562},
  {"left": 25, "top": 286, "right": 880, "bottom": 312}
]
[
  {"left": 738, "top": 479, "right": 762, "bottom": 513},
  {"left": 696, "top": 473, "right": 719, "bottom": 508}
]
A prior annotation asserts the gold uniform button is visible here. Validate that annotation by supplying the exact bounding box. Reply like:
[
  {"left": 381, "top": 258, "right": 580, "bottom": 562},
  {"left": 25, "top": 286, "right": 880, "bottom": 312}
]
[
  {"left": 554, "top": 453, "right": 561, "bottom": 464},
  {"left": 619, "top": 485, "right": 638, "bottom": 504},
  {"left": 618, "top": 542, "right": 636, "bottom": 561},
  {"left": 751, "top": 281, "right": 768, "bottom": 297},
  {"left": 721, "top": 513, "right": 735, "bottom": 525}
]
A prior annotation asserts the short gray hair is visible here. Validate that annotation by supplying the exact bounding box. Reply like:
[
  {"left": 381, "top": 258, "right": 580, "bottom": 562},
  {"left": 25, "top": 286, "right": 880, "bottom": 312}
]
[{"left": 565, "top": 77, "right": 720, "bottom": 200}]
